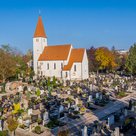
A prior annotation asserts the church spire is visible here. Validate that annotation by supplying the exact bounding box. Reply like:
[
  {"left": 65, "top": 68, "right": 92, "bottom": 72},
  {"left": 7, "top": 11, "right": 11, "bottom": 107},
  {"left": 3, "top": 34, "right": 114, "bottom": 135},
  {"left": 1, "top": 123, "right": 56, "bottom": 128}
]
[{"left": 34, "top": 16, "right": 47, "bottom": 38}]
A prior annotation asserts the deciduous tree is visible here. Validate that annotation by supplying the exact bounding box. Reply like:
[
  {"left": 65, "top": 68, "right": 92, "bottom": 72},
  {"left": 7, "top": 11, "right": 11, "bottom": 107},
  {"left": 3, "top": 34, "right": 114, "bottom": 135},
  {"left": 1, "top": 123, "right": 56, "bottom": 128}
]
[
  {"left": 126, "top": 43, "right": 136, "bottom": 74},
  {"left": 95, "top": 47, "right": 117, "bottom": 71}
]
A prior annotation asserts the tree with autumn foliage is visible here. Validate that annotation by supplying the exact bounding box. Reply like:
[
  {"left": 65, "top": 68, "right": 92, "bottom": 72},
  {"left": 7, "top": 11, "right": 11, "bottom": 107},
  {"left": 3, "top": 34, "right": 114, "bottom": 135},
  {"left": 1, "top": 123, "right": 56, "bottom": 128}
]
[
  {"left": 0, "top": 45, "right": 16, "bottom": 82},
  {"left": 87, "top": 46, "right": 99, "bottom": 72},
  {"left": 95, "top": 47, "right": 117, "bottom": 72},
  {"left": 0, "top": 45, "right": 33, "bottom": 82}
]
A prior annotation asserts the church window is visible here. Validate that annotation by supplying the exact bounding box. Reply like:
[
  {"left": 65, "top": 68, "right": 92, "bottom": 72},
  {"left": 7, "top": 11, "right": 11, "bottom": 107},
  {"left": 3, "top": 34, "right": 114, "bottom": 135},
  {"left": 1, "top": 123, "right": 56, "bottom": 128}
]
[
  {"left": 66, "top": 72, "right": 68, "bottom": 77},
  {"left": 36, "top": 39, "right": 39, "bottom": 42},
  {"left": 54, "top": 63, "right": 56, "bottom": 69},
  {"left": 61, "top": 63, "right": 63, "bottom": 69},
  {"left": 74, "top": 65, "right": 76, "bottom": 72},
  {"left": 47, "top": 63, "right": 49, "bottom": 70}
]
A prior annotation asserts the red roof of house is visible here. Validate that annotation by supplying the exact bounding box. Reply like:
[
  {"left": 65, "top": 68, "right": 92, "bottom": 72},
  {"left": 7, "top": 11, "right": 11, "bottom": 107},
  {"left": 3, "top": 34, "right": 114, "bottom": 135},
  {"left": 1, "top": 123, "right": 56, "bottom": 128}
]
[
  {"left": 38, "top": 44, "right": 72, "bottom": 61},
  {"left": 63, "top": 48, "right": 85, "bottom": 71},
  {"left": 34, "top": 16, "right": 47, "bottom": 38}
]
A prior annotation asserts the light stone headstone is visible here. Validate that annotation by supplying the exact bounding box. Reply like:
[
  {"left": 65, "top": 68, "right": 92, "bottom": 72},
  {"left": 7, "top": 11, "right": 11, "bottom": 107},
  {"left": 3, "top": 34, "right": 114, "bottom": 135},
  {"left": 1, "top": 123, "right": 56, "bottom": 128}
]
[
  {"left": 40, "top": 90, "right": 44, "bottom": 95},
  {"left": 59, "top": 105, "right": 64, "bottom": 113},
  {"left": 77, "top": 87, "right": 80, "bottom": 94},
  {"left": 82, "top": 126, "right": 88, "bottom": 136},
  {"left": 25, "top": 119, "right": 30, "bottom": 127},
  {"left": 70, "top": 81, "right": 73, "bottom": 86},
  {"left": 67, "top": 91, "right": 71, "bottom": 95},
  {"left": 29, "top": 124, "right": 32, "bottom": 132},
  {"left": 96, "top": 93, "right": 99, "bottom": 99},
  {"left": 28, "top": 109, "right": 32, "bottom": 116},
  {"left": 114, "top": 127, "right": 120, "bottom": 136},
  {"left": 75, "top": 98, "right": 79, "bottom": 105},
  {"left": 99, "top": 94, "right": 102, "bottom": 100},
  {"left": 18, "top": 86, "right": 23, "bottom": 92},
  {"left": 115, "top": 86, "right": 118, "bottom": 91},
  {"left": 75, "top": 106, "right": 79, "bottom": 111},
  {"left": 18, "top": 117, "right": 23, "bottom": 124},
  {"left": 131, "top": 106, "right": 135, "bottom": 112},
  {"left": 43, "top": 111, "right": 49, "bottom": 121},
  {"left": 124, "top": 109, "right": 128, "bottom": 117},
  {"left": 68, "top": 103, "right": 70, "bottom": 108},
  {"left": 88, "top": 95, "right": 92, "bottom": 102},
  {"left": 28, "top": 87, "right": 31, "bottom": 92}
]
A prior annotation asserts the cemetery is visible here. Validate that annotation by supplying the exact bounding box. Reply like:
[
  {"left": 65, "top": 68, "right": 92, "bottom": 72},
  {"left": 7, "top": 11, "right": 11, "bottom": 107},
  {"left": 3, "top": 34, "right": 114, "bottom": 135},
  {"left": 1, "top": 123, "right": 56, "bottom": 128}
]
[{"left": 0, "top": 73, "right": 136, "bottom": 135}]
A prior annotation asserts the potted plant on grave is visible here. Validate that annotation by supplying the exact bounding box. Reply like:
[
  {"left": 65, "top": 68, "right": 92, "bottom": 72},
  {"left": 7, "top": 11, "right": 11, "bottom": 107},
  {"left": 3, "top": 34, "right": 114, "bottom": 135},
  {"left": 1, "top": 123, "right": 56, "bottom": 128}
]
[
  {"left": 37, "top": 118, "right": 42, "bottom": 125},
  {"left": 80, "top": 107, "right": 86, "bottom": 114},
  {"left": 0, "top": 130, "right": 8, "bottom": 136},
  {"left": 34, "top": 126, "right": 43, "bottom": 134},
  {"left": 36, "top": 89, "right": 41, "bottom": 98}
]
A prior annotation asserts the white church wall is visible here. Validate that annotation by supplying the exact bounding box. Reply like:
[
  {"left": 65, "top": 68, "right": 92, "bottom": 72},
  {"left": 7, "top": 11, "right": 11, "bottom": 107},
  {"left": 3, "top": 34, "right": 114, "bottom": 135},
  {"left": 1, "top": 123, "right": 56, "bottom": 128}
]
[
  {"left": 38, "top": 60, "right": 64, "bottom": 78},
  {"left": 62, "top": 71, "right": 70, "bottom": 80},
  {"left": 70, "top": 62, "right": 82, "bottom": 80},
  {"left": 81, "top": 50, "right": 89, "bottom": 79}
]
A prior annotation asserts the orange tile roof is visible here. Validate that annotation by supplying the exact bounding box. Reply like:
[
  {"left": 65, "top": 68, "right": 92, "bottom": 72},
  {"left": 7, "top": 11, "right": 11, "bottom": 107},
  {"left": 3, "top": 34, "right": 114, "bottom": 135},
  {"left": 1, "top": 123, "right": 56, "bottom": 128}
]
[
  {"left": 38, "top": 44, "right": 72, "bottom": 61},
  {"left": 63, "top": 48, "right": 85, "bottom": 71},
  {"left": 34, "top": 16, "right": 47, "bottom": 38}
]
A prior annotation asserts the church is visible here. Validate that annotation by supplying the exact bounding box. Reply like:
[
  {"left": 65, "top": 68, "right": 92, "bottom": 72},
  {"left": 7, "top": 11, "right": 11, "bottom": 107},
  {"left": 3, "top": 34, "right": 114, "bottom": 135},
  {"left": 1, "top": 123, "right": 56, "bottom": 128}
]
[{"left": 33, "top": 16, "right": 89, "bottom": 80}]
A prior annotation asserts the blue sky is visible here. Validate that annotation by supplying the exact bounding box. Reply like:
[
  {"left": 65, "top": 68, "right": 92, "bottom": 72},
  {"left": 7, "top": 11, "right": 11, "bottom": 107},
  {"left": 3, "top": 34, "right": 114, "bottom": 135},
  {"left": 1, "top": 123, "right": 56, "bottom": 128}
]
[{"left": 0, "top": 0, "right": 136, "bottom": 53}]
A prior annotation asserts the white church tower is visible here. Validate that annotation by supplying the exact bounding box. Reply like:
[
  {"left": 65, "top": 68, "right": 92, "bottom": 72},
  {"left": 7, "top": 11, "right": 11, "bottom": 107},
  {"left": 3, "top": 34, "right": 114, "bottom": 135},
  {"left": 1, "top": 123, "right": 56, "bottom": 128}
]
[{"left": 33, "top": 16, "right": 47, "bottom": 75}]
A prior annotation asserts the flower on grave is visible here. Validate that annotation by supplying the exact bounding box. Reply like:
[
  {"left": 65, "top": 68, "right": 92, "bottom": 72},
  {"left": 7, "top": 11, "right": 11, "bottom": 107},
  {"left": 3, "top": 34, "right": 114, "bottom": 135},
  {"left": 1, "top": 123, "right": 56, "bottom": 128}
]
[
  {"left": 13, "top": 103, "right": 21, "bottom": 114},
  {"left": 80, "top": 107, "right": 86, "bottom": 113}
]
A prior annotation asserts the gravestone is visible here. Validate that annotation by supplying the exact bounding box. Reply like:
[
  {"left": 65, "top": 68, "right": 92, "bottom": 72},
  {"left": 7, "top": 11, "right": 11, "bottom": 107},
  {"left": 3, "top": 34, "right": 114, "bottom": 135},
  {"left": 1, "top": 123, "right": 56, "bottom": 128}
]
[
  {"left": 77, "top": 87, "right": 80, "bottom": 94},
  {"left": 67, "top": 91, "right": 71, "bottom": 95},
  {"left": 40, "top": 89, "right": 44, "bottom": 95},
  {"left": 96, "top": 93, "right": 99, "bottom": 99},
  {"left": 75, "top": 106, "right": 79, "bottom": 111},
  {"left": 0, "top": 120, "right": 2, "bottom": 131},
  {"left": 108, "top": 115, "right": 115, "bottom": 127},
  {"left": 114, "top": 127, "right": 120, "bottom": 136},
  {"left": 88, "top": 95, "right": 93, "bottom": 102},
  {"left": 43, "top": 111, "right": 49, "bottom": 125},
  {"left": 124, "top": 109, "right": 128, "bottom": 117},
  {"left": 29, "top": 124, "right": 32, "bottom": 132},
  {"left": 18, "top": 117, "right": 23, "bottom": 124},
  {"left": 68, "top": 103, "right": 70, "bottom": 108},
  {"left": 99, "top": 94, "right": 102, "bottom": 100},
  {"left": 25, "top": 119, "right": 30, "bottom": 127},
  {"left": 82, "top": 126, "right": 88, "bottom": 136},
  {"left": 75, "top": 98, "right": 79, "bottom": 105},
  {"left": 28, "top": 108, "right": 32, "bottom": 116},
  {"left": 59, "top": 105, "right": 64, "bottom": 113}
]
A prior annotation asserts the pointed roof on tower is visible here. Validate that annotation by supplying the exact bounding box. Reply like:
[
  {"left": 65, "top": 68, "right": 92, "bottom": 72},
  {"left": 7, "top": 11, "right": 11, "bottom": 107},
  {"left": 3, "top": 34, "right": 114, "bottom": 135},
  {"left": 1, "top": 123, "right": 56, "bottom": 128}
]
[{"left": 34, "top": 16, "right": 47, "bottom": 38}]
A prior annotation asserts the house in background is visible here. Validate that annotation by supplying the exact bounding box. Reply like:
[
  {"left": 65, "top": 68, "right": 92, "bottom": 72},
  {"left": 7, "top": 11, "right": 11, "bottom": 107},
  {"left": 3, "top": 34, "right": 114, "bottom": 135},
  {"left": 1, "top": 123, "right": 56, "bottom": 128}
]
[{"left": 33, "top": 16, "right": 89, "bottom": 80}]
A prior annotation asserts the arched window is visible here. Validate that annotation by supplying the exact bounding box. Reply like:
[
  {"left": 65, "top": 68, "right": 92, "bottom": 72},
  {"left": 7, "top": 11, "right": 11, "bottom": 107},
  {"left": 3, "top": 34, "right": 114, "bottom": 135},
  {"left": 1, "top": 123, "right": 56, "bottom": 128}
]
[
  {"left": 66, "top": 72, "right": 68, "bottom": 77},
  {"left": 61, "top": 63, "right": 63, "bottom": 69},
  {"left": 36, "top": 39, "right": 39, "bottom": 42},
  {"left": 47, "top": 63, "right": 49, "bottom": 70},
  {"left": 74, "top": 65, "right": 76, "bottom": 72},
  {"left": 54, "top": 63, "right": 56, "bottom": 69}
]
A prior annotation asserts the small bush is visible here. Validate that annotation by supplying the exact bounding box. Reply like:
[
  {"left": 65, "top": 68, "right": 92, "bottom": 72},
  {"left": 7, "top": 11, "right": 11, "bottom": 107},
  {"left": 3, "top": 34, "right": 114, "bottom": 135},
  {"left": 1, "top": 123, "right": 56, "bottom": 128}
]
[
  {"left": 0, "top": 130, "right": 8, "bottom": 136},
  {"left": 35, "top": 126, "right": 42, "bottom": 134}
]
